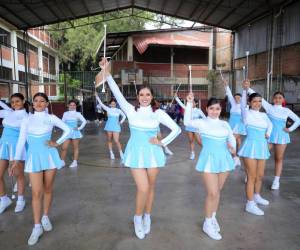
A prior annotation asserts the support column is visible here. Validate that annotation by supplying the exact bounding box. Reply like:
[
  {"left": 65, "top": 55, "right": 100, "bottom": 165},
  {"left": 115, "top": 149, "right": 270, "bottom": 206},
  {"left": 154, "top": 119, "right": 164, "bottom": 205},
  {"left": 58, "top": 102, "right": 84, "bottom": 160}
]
[
  {"left": 127, "top": 36, "right": 133, "bottom": 61},
  {"left": 170, "top": 47, "right": 174, "bottom": 78},
  {"left": 55, "top": 55, "right": 59, "bottom": 98},
  {"left": 38, "top": 46, "right": 44, "bottom": 92},
  {"left": 10, "top": 31, "right": 19, "bottom": 93}
]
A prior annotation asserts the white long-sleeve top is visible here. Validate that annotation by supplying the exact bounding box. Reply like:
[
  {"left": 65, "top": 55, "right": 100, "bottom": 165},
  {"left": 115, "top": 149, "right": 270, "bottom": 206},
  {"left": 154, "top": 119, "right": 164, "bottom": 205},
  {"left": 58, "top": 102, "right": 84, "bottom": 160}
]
[
  {"left": 106, "top": 75, "right": 181, "bottom": 146},
  {"left": 241, "top": 90, "right": 273, "bottom": 136},
  {"left": 225, "top": 86, "right": 241, "bottom": 114},
  {"left": 0, "top": 100, "right": 28, "bottom": 128},
  {"left": 62, "top": 110, "right": 87, "bottom": 130},
  {"left": 95, "top": 95, "right": 126, "bottom": 124},
  {"left": 175, "top": 96, "right": 206, "bottom": 119},
  {"left": 184, "top": 102, "right": 236, "bottom": 150},
  {"left": 14, "top": 111, "right": 71, "bottom": 160},
  {"left": 248, "top": 88, "right": 300, "bottom": 132}
]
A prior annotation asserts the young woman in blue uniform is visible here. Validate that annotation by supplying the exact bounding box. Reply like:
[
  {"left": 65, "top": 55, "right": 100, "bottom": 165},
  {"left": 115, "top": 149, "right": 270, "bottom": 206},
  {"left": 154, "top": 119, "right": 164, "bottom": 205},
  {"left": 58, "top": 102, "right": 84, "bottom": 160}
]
[
  {"left": 0, "top": 94, "right": 28, "bottom": 214},
  {"left": 95, "top": 93, "right": 126, "bottom": 160},
  {"left": 97, "top": 58, "right": 181, "bottom": 239},
  {"left": 60, "top": 100, "right": 87, "bottom": 168},
  {"left": 247, "top": 88, "right": 300, "bottom": 190},
  {"left": 175, "top": 95, "right": 206, "bottom": 160},
  {"left": 184, "top": 93, "right": 236, "bottom": 241},
  {"left": 239, "top": 81, "right": 273, "bottom": 216},
  {"left": 223, "top": 80, "right": 246, "bottom": 166},
  {"left": 12, "top": 92, "right": 70, "bottom": 246}
]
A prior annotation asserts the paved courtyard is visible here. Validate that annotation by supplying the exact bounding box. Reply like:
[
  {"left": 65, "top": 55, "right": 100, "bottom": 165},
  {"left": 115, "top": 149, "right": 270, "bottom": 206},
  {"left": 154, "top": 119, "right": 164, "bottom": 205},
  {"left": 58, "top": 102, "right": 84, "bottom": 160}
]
[{"left": 1, "top": 122, "right": 299, "bottom": 250}]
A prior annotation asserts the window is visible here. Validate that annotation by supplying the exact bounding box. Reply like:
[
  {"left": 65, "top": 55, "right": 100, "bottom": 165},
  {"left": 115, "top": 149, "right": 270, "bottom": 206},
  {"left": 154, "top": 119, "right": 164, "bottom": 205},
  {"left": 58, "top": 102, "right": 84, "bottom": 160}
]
[
  {"left": 17, "top": 38, "right": 26, "bottom": 53},
  {"left": 29, "top": 44, "right": 38, "bottom": 53},
  {"left": 18, "top": 71, "right": 25, "bottom": 82},
  {"left": 173, "top": 84, "right": 208, "bottom": 92},
  {"left": 0, "top": 28, "right": 10, "bottom": 47},
  {"left": 49, "top": 55, "right": 55, "bottom": 74},
  {"left": 0, "top": 67, "right": 12, "bottom": 80}
]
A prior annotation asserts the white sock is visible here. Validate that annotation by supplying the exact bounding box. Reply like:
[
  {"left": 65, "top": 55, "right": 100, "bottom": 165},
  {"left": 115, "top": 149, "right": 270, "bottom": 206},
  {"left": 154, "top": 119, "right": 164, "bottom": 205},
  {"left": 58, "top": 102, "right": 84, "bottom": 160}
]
[
  {"left": 247, "top": 200, "right": 255, "bottom": 206},
  {"left": 205, "top": 217, "right": 213, "bottom": 224},
  {"left": 274, "top": 176, "right": 280, "bottom": 182},
  {"left": 34, "top": 224, "right": 42, "bottom": 229},
  {"left": 212, "top": 212, "right": 216, "bottom": 219},
  {"left": 144, "top": 213, "right": 151, "bottom": 220},
  {"left": 134, "top": 215, "right": 143, "bottom": 224},
  {"left": 17, "top": 195, "right": 24, "bottom": 201},
  {"left": 73, "top": 160, "right": 77, "bottom": 164},
  {"left": 42, "top": 214, "right": 48, "bottom": 219}
]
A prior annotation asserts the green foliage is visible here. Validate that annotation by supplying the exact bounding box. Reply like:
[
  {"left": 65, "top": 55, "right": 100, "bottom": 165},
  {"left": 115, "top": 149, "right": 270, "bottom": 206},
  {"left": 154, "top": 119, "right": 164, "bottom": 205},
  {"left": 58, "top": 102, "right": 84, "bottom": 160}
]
[
  {"left": 206, "top": 70, "right": 217, "bottom": 83},
  {"left": 49, "top": 10, "right": 155, "bottom": 70}
]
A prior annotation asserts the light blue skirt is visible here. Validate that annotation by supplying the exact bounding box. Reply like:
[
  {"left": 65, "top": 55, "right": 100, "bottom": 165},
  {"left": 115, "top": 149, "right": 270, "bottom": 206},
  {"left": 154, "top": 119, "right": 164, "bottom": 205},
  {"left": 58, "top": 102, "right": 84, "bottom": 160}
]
[
  {"left": 0, "top": 126, "right": 25, "bottom": 161},
  {"left": 196, "top": 134, "right": 234, "bottom": 173},
  {"left": 238, "top": 125, "right": 270, "bottom": 160},
  {"left": 268, "top": 115, "right": 290, "bottom": 144},
  {"left": 104, "top": 116, "right": 121, "bottom": 133},
  {"left": 24, "top": 133, "right": 63, "bottom": 173},
  {"left": 65, "top": 120, "right": 82, "bottom": 139},
  {"left": 185, "top": 126, "right": 198, "bottom": 133},
  {"left": 229, "top": 113, "right": 246, "bottom": 135},
  {"left": 123, "top": 126, "right": 165, "bottom": 168}
]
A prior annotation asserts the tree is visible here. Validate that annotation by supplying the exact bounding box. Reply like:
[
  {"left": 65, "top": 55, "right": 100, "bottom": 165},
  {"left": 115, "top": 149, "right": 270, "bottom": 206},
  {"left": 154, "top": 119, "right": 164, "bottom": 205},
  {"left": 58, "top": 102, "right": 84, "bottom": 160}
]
[{"left": 49, "top": 10, "right": 154, "bottom": 70}]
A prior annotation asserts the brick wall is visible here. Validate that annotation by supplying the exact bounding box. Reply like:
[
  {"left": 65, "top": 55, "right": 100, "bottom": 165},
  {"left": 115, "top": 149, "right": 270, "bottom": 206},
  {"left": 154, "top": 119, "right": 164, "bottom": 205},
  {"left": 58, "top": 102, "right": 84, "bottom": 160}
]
[{"left": 234, "top": 43, "right": 300, "bottom": 80}]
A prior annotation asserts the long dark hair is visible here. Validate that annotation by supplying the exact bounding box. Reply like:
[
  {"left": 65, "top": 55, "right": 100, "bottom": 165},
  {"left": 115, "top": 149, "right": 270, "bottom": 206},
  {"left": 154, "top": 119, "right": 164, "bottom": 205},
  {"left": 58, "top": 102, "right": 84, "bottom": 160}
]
[
  {"left": 273, "top": 91, "right": 285, "bottom": 98},
  {"left": 33, "top": 92, "right": 49, "bottom": 102},
  {"left": 248, "top": 93, "right": 262, "bottom": 109},
  {"left": 68, "top": 99, "right": 78, "bottom": 105},
  {"left": 134, "top": 85, "right": 157, "bottom": 112},
  {"left": 10, "top": 93, "right": 29, "bottom": 112},
  {"left": 109, "top": 98, "right": 117, "bottom": 105},
  {"left": 32, "top": 92, "right": 49, "bottom": 113},
  {"left": 207, "top": 97, "right": 222, "bottom": 108}
]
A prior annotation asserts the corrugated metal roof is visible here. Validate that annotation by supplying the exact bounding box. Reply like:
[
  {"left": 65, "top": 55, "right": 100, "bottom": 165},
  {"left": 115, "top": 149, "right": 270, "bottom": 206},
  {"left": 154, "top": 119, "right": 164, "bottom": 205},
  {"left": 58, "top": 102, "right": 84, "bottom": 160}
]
[{"left": 0, "top": 0, "right": 295, "bottom": 30}]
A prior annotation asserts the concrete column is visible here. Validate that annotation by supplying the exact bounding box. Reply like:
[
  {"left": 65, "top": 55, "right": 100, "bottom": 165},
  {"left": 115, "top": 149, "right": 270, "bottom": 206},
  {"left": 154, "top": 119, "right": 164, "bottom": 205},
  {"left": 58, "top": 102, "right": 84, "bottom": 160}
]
[
  {"left": 55, "top": 55, "right": 59, "bottom": 98},
  {"left": 170, "top": 47, "right": 174, "bottom": 78},
  {"left": 209, "top": 30, "right": 214, "bottom": 70},
  {"left": 127, "top": 36, "right": 133, "bottom": 61},
  {"left": 38, "top": 46, "right": 44, "bottom": 92},
  {"left": 10, "top": 31, "right": 19, "bottom": 93}
]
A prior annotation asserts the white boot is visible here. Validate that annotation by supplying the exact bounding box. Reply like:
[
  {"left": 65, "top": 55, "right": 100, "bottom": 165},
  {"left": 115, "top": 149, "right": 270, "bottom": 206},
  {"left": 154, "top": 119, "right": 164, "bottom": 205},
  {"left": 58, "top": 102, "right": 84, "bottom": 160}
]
[
  {"left": 0, "top": 196, "right": 12, "bottom": 214},
  {"left": 202, "top": 218, "right": 222, "bottom": 240},
  {"left": 189, "top": 151, "right": 195, "bottom": 160},
  {"left": 254, "top": 193, "right": 269, "bottom": 206},
  {"left": 143, "top": 213, "right": 151, "bottom": 235},
  {"left": 271, "top": 177, "right": 280, "bottom": 190},
  {"left": 133, "top": 215, "right": 145, "bottom": 239},
  {"left": 212, "top": 212, "right": 220, "bottom": 232},
  {"left": 41, "top": 215, "right": 53, "bottom": 231},
  {"left": 28, "top": 225, "right": 43, "bottom": 246},
  {"left": 233, "top": 156, "right": 241, "bottom": 167},
  {"left": 69, "top": 160, "right": 78, "bottom": 168},
  {"left": 119, "top": 151, "right": 124, "bottom": 160},
  {"left": 15, "top": 197, "right": 26, "bottom": 213},
  {"left": 110, "top": 151, "right": 115, "bottom": 160},
  {"left": 245, "top": 200, "right": 264, "bottom": 216}
]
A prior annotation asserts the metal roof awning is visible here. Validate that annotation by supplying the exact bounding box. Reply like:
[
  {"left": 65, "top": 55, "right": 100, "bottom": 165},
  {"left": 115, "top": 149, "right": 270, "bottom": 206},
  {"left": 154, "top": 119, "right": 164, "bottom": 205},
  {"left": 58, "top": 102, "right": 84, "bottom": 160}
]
[
  {"left": 96, "top": 27, "right": 214, "bottom": 58},
  {"left": 133, "top": 30, "right": 211, "bottom": 54},
  {"left": 0, "top": 0, "right": 294, "bottom": 31}
]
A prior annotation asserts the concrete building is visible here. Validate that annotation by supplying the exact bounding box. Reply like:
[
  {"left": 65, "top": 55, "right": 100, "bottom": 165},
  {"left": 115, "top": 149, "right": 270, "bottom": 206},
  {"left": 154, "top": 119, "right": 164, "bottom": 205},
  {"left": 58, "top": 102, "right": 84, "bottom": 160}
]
[
  {"left": 97, "top": 27, "right": 232, "bottom": 101},
  {"left": 0, "top": 18, "right": 60, "bottom": 100}
]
